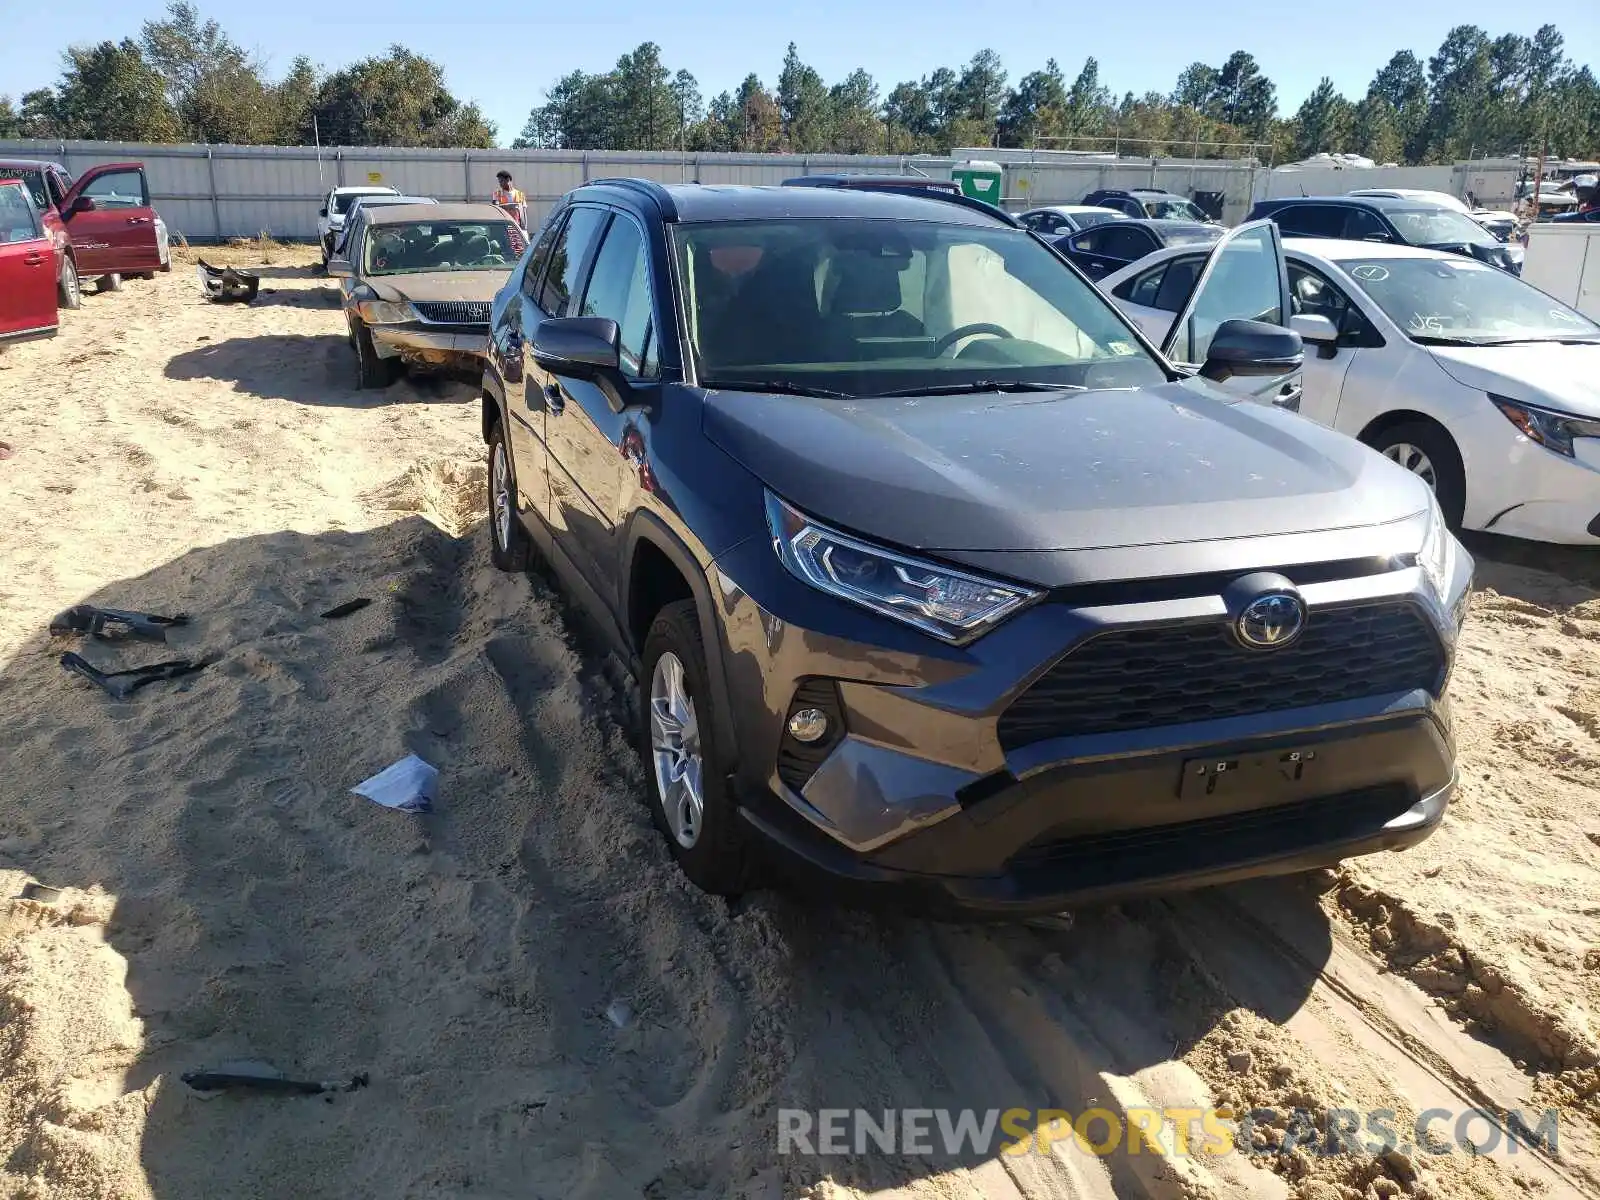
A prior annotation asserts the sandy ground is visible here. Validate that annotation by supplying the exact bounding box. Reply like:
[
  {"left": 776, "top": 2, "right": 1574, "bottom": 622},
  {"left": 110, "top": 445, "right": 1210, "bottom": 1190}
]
[{"left": 1, "top": 247, "right": 1598, "bottom": 1200}]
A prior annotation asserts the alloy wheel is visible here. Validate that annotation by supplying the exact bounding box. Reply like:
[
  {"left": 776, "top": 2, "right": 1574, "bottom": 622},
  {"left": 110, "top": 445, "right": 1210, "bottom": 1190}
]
[
  {"left": 650, "top": 651, "right": 703, "bottom": 849},
  {"left": 1383, "top": 442, "right": 1437, "bottom": 490},
  {"left": 491, "top": 442, "right": 512, "bottom": 552}
]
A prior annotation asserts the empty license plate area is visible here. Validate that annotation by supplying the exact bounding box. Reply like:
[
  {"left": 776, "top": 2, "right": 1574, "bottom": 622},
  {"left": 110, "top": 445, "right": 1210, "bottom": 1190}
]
[{"left": 1178, "top": 748, "right": 1320, "bottom": 800}]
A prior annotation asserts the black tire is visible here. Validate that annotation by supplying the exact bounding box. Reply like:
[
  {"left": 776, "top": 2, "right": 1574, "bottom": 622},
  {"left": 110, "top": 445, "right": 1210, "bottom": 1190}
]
[
  {"left": 97, "top": 273, "right": 122, "bottom": 293},
  {"left": 639, "top": 600, "right": 750, "bottom": 896},
  {"left": 1368, "top": 419, "right": 1466, "bottom": 530},
  {"left": 133, "top": 272, "right": 155, "bottom": 281},
  {"left": 352, "top": 319, "right": 399, "bottom": 389},
  {"left": 486, "top": 422, "right": 530, "bottom": 571},
  {"left": 58, "top": 257, "right": 81, "bottom": 310}
]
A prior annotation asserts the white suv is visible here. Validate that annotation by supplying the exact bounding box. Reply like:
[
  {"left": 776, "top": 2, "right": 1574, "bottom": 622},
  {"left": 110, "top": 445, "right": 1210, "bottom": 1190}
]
[{"left": 317, "top": 186, "right": 399, "bottom": 264}]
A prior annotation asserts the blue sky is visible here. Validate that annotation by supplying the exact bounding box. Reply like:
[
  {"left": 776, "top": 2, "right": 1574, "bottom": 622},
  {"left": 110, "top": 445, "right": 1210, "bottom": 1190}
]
[{"left": 5, "top": 2, "right": 1598, "bottom": 144}]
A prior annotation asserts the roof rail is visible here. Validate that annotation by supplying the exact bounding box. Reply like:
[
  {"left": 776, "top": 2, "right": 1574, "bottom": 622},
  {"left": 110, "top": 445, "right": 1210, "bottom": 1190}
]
[
  {"left": 778, "top": 175, "right": 1019, "bottom": 227},
  {"left": 583, "top": 177, "right": 679, "bottom": 221}
]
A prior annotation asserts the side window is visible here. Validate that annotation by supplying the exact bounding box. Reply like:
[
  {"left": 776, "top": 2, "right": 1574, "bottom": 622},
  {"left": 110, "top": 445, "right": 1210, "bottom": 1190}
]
[
  {"left": 1118, "top": 263, "right": 1168, "bottom": 305},
  {"left": 538, "top": 207, "right": 606, "bottom": 317},
  {"left": 577, "top": 215, "right": 658, "bottom": 380},
  {"left": 1152, "top": 256, "right": 1204, "bottom": 312},
  {"left": 1069, "top": 229, "right": 1102, "bottom": 253},
  {"left": 81, "top": 169, "right": 147, "bottom": 209},
  {"left": 48, "top": 171, "right": 70, "bottom": 208},
  {"left": 1291, "top": 264, "right": 1381, "bottom": 346},
  {"left": 521, "top": 211, "right": 567, "bottom": 303},
  {"left": 1342, "top": 208, "right": 1389, "bottom": 241},
  {"left": 1021, "top": 212, "right": 1042, "bottom": 231},
  {"left": 1100, "top": 227, "right": 1153, "bottom": 261},
  {"left": 1273, "top": 205, "right": 1343, "bottom": 238}
]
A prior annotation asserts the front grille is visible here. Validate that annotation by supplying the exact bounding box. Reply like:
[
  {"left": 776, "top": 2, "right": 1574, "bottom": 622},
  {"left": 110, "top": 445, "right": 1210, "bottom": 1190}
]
[
  {"left": 997, "top": 601, "right": 1443, "bottom": 751},
  {"left": 1007, "top": 785, "right": 1415, "bottom": 885},
  {"left": 413, "top": 300, "right": 490, "bottom": 325}
]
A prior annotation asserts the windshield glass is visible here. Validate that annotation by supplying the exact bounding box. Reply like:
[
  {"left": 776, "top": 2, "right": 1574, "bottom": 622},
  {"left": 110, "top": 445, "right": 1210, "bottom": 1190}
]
[
  {"left": 363, "top": 221, "right": 523, "bottom": 275},
  {"left": 1387, "top": 207, "right": 1498, "bottom": 248},
  {"left": 1144, "top": 198, "right": 1207, "bottom": 221},
  {"left": 333, "top": 190, "right": 393, "bottom": 215},
  {"left": 673, "top": 217, "right": 1167, "bottom": 397},
  {"left": 0, "top": 168, "right": 47, "bottom": 212},
  {"left": 1341, "top": 256, "right": 1600, "bottom": 344}
]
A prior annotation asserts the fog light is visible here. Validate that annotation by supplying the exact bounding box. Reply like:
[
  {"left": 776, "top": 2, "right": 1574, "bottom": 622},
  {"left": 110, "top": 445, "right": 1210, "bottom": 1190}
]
[{"left": 787, "top": 708, "right": 830, "bottom": 743}]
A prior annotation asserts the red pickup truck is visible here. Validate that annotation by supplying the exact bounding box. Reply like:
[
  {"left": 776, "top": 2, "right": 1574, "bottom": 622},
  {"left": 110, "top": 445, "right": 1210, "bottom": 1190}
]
[
  {"left": 0, "top": 180, "right": 59, "bottom": 349},
  {"left": 0, "top": 159, "right": 170, "bottom": 308}
]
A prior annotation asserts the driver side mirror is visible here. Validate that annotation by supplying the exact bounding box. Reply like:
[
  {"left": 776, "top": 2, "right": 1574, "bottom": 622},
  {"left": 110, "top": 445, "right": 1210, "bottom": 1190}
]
[
  {"left": 319, "top": 206, "right": 328, "bottom": 218},
  {"left": 1200, "top": 319, "right": 1304, "bottom": 382},
  {"left": 1290, "top": 313, "right": 1339, "bottom": 358},
  {"left": 532, "top": 316, "right": 634, "bottom": 414},
  {"left": 68, "top": 195, "right": 96, "bottom": 216},
  {"left": 327, "top": 259, "right": 352, "bottom": 278}
]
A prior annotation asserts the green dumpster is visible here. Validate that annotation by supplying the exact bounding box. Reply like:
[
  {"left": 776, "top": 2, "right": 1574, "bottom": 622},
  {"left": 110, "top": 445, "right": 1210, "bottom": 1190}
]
[{"left": 952, "top": 160, "right": 1003, "bottom": 205}]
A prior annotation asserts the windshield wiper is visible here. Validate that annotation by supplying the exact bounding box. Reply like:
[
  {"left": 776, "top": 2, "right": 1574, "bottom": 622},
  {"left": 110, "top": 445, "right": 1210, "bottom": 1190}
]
[
  {"left": 1408, "top": 334, "right": 1491, "bottom": 346},
  {"left": 872, "top": 380, "right": 1073, "bottom": 398},
  {"left": 1471, "top": 336, "right": 1600, "bottom": 346},
  {"left": 700, "top": 379, "right": 855, "bottom": 399}
]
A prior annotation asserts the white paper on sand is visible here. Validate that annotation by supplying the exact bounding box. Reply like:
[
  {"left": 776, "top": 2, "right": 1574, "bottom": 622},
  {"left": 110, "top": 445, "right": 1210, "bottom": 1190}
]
[{"left": 352, "top": 754, "right": 437, "bottom": 813}]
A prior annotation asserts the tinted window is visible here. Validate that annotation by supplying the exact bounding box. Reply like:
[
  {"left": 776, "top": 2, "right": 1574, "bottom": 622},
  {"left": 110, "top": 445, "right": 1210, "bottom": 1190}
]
[
  {"left": 1120, "top": 263, "right": 1167, "bottom": 306},
  {"left": 1098, "top": 227, "right": 1154, "bottom": 261},
  {"left": 539, "top": 207, "right": 606, "bottom": 317},
  {"left": 578, "top": 216, "right": 657, "bottom": 379},
  {"left": 47, "top": 171, "right": 69, "bottom": 207},
  {"left": 1069, "top": 229, "right": 1104, "bottom": 253},
  {"left": 81, "top": 169, "right": 146, "bottom": 209},
  {"left": 1270, "top": 205, "right": 1344, "bottom": 238},
  {"left": 522, "top": 210, "right": 567, "bottom": 304},
  {"left": 0, "top": 168, "right": 48, "bottom": 212},
  {"left": 1386, "top": 207, "right": 1499, "bottom": 248},
  {"left": 1343, "top": 208, "right": 1389, "bottom": 241},
  {"left": 1153, "top": 256, "right": 1205, "bottom": 312}
]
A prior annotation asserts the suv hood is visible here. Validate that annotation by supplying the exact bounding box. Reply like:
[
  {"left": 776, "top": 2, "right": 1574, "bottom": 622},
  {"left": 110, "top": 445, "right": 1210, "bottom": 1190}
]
[
  {"left": 1428, "top": 342, "right": 1600, "bottom": 419},
  {"left": 704, "top": 383, "right": 1427, "bottom": 555}
]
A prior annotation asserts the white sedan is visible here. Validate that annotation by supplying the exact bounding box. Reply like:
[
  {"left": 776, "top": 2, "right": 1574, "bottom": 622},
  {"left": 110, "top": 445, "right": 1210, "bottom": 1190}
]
[{"left": 1103, "top": 238, "right": 1600, "bottom": 544}]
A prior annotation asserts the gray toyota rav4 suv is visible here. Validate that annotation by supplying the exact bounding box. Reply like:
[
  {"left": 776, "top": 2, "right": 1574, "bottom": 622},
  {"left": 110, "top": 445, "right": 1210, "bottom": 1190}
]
[{"left": 480, "top": 178, "right": 1471, "bottom": 916}]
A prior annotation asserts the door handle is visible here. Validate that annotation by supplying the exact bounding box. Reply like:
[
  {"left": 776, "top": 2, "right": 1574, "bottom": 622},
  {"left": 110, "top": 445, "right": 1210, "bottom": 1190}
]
[
  {"left": 543, "top": 382, "right": 564, "bottom": 414},
  {"left": 126, "top": 217, "right": 150, "bottom": 225},
  {"left": 1274, "top": 384, "right": 1303, "bottom": 412},
  {"left": 23, "top": 252, "right": 44, "bottom": 266}
]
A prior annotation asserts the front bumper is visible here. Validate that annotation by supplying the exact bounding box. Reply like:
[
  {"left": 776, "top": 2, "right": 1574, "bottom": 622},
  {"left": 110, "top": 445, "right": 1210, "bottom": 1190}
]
[
  {"left": 708, "top": 528, "right": 1462, "bottom": 915},
  {"left": 1463, "top": 417, "right": 1600, "bottom": 544},
  {"left": 370, "top": 323, "right": 489, "bottom": 366}
]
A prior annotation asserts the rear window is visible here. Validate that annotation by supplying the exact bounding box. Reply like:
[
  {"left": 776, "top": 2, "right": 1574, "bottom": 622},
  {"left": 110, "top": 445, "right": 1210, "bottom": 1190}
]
[{"left": 0, "top": 168, "right": 48, "bottom": 213}]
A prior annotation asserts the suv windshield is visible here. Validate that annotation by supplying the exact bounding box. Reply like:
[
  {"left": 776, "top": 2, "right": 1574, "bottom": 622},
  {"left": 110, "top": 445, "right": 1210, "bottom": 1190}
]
[
  {"left": 1387, "top": 207, "right": 1498, "bottom": 248},
  {"left": 674, "top": 218, "right": 1167, "bottom": 397},
  {"left": 364, "top": 220, "right": 522, "bottom": 275},
  {"left": 1341, "top": 256, "right": 1600, "bottom": 344}
]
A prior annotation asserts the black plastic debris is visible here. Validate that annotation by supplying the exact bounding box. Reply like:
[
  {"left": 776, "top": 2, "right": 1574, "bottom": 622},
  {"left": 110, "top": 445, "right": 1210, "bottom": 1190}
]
[
  {"left": 50, "top": 604, "right": 188, "bottom": 644},
  {"left": 182, "top": 1059, "right": 369, "bottom": 1096},
  {"left": 60, "top": 652, "right": 207, "bottom": 699},
  {"left": 320, "top": 598, "right": 372, "bottom": 620},
  {"left": 196, "top": 259, "right": 260, "bottom": 304}
]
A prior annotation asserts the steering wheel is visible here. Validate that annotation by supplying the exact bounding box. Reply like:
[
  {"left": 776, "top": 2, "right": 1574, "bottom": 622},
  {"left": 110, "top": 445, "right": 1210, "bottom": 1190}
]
[{"left": 933, "top": 322, "right": 1014, "bottom": 357}]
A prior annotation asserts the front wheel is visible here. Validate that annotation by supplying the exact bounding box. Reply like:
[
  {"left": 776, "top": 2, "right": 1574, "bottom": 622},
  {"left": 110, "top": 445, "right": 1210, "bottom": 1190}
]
[
  {"left": 1369, "top": 420, "right": 1465, "bottom": 530},
  {"left": 486, "top": 424, "right": 530, "bottom": 571},
  {"left": 58, "top": 257, "right": 81, "bottom": 310},
  {"left": 639, "top": 600, "right": 749, "bottom": 896},
  {"left": 352, "top": 319, "right": 399, "bottom": 389}
]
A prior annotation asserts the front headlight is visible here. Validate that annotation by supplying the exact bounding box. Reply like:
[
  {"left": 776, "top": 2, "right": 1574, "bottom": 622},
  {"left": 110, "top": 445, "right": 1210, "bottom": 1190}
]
[
  {"left": 1490, "top": 395, "right": 1600, "bottom": 458},
  {"left": 1418, "top": 493, "right": 1471, "bottom": 634},
  {"left": 356, "top": 299, "right": 417, "bottom": 325},
  {"left": 765, "top": 493, "right": 1040, "bottom": 643}
]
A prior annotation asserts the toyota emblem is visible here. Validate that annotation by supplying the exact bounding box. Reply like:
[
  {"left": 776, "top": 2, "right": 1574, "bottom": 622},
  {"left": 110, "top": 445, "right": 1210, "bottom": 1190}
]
[{"left": 1235, "top": 592, "right": 1307, "bottom": 649}]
